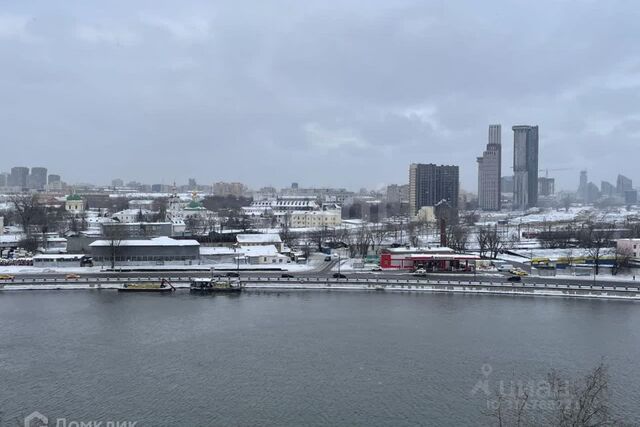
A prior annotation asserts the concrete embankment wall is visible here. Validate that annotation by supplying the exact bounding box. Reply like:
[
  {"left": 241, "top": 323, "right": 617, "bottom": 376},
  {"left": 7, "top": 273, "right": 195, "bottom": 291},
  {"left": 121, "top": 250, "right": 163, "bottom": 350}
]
[{"left": 2, "top": 277, "right": 640, "bottom": 300}]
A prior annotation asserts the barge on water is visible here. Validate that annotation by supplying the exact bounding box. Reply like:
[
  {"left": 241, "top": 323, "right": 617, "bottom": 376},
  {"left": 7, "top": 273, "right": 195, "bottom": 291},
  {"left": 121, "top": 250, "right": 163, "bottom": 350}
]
[
  {"left": 119, "top": 279, "right": 176, "bottom": 293},
  {"left": 190, "top": 278, "right": 243, "bottom": 293}
]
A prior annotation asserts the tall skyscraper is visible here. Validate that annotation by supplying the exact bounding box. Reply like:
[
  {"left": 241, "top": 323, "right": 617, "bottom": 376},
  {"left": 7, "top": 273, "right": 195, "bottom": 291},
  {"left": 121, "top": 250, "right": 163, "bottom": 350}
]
[
  {"left": 579, "top": 170, "right": 588, "bottom": 201},
  {"left": 409, "top": 163, "right": 459, "bottom": 216},
  {"left": 512, "top": 125, "right": 539, "bottom": 210},
  {"left": 477, "top": 124, "right": 502, "bottom": 211},
  {"left": 9, "top": 166, "right": 29, "bottom": 189}
]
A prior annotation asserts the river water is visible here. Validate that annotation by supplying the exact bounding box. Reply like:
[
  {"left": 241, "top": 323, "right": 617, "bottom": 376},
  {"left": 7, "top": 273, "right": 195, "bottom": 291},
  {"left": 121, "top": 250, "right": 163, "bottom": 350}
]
[{"left": 1, "top": 290, "right": 639, "bottom": 426}]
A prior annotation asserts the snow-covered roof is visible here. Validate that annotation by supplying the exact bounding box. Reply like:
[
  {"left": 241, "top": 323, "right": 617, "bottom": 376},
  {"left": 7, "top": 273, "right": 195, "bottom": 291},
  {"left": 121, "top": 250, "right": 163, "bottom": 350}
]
[
  {"left": 384, "top": 246, "right": 455, "bottom": 254},
  {"left": 291, "top": 210, "right": 340, "bottom": 216},
  {"left": 0, "top": 234, "right": 23, "bottom": 243},
  {"left": 89, "top": 236, "right": 199, "bottom": 247},
  {"left": 200, "top": 247, "right": 239, "bottom": 256},
  {"left": 33, "top": 254, "right": 84, "bottom": 260},
  {"left": 240, "top": 245, "right": 281, "bottom": 257},
  {"left": 112, "top": 209, "right": 154, "bottom": 216},
  {"left": 236, "top": 233, "right": 282, "bottom": 244},
  {"left": 250, "top": 200, "right": 319, "bottom": 208}
]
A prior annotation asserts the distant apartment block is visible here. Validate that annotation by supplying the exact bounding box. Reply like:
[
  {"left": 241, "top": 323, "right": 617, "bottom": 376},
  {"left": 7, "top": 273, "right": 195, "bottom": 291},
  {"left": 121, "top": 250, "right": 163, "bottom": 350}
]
[
  {"left": 477, "top": 124, "right": 502, "bottom": 210},
  {"left": 9, "top": 166, "right": 29, "bottom": 188},
  {"left": 28, "top": 167, "right": 47, "bottom": 190},
  {"left": 214, "top": 182, "right": 247, "bottom": 197},
  {"left": 625, "top": 190, "right": 638, "bottom": 205},
  {"left": 538, "top": 177, "right": 555, "bottom": 197},
  {"left": 501, "top": 176, "right": 514, "bottom": 193},
  {"left": 579, "top": 170, "right": 588, "bottom": 201},
  {"left": 47, "top": 174, "right": 62, "bottom": 191},
  {"left": 409, "top": 163, "right": 459, "bottom": 216},
  {"left": 386, "top": 184, "right": 409, "bottom": 203},
  {"left": 512, "top": 125, "right": 539, "bottom": 209},
  {"left": 290, "top": 210, "right": 342, "bottom": 228},
  {"left": 617, "top": 174, "right": 633, "bottom": 195},
  {"left": 601, "top": 181, "right": 616, "bottom": 198}
]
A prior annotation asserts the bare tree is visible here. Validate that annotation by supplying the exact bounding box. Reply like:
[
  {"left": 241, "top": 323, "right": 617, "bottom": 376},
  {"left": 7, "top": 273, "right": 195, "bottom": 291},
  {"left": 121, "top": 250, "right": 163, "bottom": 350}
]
[
  {"left": 612, "top": 245, "right": 633, "bottom": 275},
  {"left": 446, "top": 224, "right": 469, "bottom": 253},
  {"left": 185, "top": 217, "right": 202, "bottom": 235},
  {"left": 579, "top": 224, "right": 614, "bottom": 275},
  {"left": 477, "top": 227, "right": 489, "bottom": 258},
  {"left": 562, "top": 194, "right": 574, "bottom": 212},
  {"left": 152, "top": 197, "right": 168, "bottom": 221},
  {"left": 370, "top": 224, "right": 390, "bottom": 254},
  {"left": 354, "top": 224, "right": 372, "bottom": 257},
  {"left": 10, "top": 194, "right": 44, "bottom": 236},
  {"left": 486, "top": 227, "right": 504, "bottom": 259},
  {"left": 548, "top": 362, "right": 615, "bottom": 426},
  {"left": 279, "top": 212, "right": 297, "bottom": 249},
  {"left": 478, "top": 226, "right": 503, "bottom": 259},
  {"left": 487, "top": 362, "right": 619, "bottom": 426},
  {"left": 103, "top": 225, "right": 126, "bottom": 270}
]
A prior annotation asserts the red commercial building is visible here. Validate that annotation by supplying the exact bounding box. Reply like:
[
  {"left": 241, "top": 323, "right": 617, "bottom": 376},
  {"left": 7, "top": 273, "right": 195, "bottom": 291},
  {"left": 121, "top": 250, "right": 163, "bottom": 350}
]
[{"left": 380, "top": 247, "right": 479, "bottom": 271}]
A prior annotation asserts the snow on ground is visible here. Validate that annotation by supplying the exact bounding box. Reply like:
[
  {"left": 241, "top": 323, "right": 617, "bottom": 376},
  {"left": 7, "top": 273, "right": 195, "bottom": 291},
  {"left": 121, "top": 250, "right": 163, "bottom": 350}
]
[
  {"left": 0, "top": 266, "right": 103, "bottom": 274},
  {"left": 550, "top": 271, "right": 640, "bottom": 282},
  {"left": 511, "top": 247, "right": 615, "bottom": 259}
]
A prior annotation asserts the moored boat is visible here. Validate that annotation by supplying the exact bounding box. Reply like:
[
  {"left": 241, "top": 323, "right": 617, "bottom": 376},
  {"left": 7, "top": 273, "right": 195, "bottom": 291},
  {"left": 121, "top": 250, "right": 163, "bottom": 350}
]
[
  {"left": 190, "top": 278, "right": 242, "bottom": 293},
  {"left": 119, "top": 279, "right": 175, "bottom": 293}
]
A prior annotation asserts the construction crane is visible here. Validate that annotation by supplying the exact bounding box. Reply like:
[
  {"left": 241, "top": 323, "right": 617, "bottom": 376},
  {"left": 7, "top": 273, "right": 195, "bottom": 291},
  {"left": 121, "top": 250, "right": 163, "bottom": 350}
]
[{"left": 538, "top": 168, "right": 572, "bottom": 178}]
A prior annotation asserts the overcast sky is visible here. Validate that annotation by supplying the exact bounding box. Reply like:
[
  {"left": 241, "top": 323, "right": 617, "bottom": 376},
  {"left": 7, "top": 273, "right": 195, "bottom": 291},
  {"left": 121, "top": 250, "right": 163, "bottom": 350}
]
[{"left": 1, "top": 0, "right": 639, "bottom": 192}]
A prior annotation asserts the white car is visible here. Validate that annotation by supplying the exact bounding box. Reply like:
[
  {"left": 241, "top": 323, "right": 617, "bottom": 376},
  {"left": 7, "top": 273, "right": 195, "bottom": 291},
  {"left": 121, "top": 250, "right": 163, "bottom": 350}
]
[
  {"left": 413, "top": 268, "right": 427, "bottom": 275},
  {"left": 371, "top": 266, "right": 382, "bottom": 272}
]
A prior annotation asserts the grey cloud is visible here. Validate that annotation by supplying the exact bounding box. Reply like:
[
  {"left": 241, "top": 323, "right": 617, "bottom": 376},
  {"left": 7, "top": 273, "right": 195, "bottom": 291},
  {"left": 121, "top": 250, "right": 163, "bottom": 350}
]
[{"left": 0, "top": 0, "right": 639, "bottom": 191}]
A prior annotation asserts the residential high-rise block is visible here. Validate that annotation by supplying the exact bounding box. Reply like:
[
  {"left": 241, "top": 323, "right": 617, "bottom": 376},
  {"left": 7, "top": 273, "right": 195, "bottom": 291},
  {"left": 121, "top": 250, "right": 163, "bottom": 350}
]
[
  {"left": 578, "top": 170, "right": 588, "bottom": 201},
  {"left": 512, "top": 125, "right": 539, "bottom": 210},
  {"left": 29, "top": 167, "right": 47, "bottom": 190},
  {"left": 409, "top": 163, "right": 459, "bottom": 216},
  {"left": 477, "top": 124, "right": 502, "bottom": 210},
  {"left": 9, "top": 166, "right": 29, "bottom": 188},
  {"left": 538, "top": 177, "right": 555, "bottom": 197},
  {"left": 617, "top": 174, "right": 633, "bottom": 195},
  {"left": 501, "top": 176, "right": 514, "bottom": 193},
  {"left": 601, "top": 181, "right": 615, "bottom": 198},
  {"left": 47, "top": 174, "right": 62, "bottom": 191}
]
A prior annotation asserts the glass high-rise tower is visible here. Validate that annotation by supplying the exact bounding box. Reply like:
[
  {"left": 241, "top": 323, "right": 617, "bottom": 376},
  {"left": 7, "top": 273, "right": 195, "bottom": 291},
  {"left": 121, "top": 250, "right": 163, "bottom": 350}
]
[{"left": 512, "top": 125, "right": 539, "bottom": 210}]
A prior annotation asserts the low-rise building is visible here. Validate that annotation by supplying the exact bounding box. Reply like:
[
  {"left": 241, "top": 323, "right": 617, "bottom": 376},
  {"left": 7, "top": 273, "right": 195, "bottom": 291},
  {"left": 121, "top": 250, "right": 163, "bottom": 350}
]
[
  {"left": 89, "top": 236, "right": 200, "bottom": 266},
  {"left": 241, "top": 245, "right": 290, "bottom": 265},
  {"left": 32, "top": 254, "right": 88, "bottom": 268},
  {"left": 380, "top": 246, "right": 479, "bottom": 271},
  {"left": 236, "top": 233, "right": 284, "bottom": 252},
  {"left": 65, "top": 194, "right": 85, "bottom": 214},
  {"left": 616, "top": 238, "right": 640, "bottom": 259},
  {"left": 101, "top": 222, "right": 173, "bottom": 239},
  {"left": 290, "top": 210, "right": 341, "bottom": 228},
  {"left": 112, "top": 209, "right": 154, "bottom": 223}
]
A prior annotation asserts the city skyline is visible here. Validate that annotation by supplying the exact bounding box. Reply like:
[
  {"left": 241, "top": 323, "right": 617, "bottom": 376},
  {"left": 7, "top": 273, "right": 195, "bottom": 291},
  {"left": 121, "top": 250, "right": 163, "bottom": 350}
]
[{"left": 1, "top": 1, "right": 639, "bottom": 191}]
